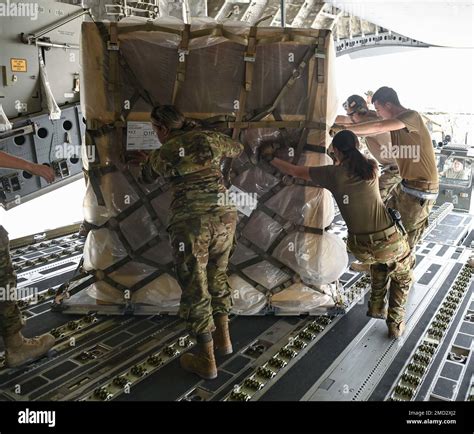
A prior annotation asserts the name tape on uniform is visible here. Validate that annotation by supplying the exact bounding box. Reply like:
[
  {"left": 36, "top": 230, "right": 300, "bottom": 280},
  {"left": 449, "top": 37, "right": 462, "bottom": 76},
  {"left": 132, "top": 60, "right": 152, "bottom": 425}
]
[{"left": 126, "top": 122, "right": 162, "bottom": 151}]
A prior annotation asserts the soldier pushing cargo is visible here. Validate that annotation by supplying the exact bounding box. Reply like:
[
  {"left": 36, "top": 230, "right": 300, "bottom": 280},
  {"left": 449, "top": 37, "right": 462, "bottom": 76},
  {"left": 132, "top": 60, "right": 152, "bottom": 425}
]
[
  {"left": 270, "top": 130, "right": 412, "bottom": 339},
  {"left": 336, "top": 94, "right": 402, "bottom": 273},
  {"left": 139, "top": 105, "right": 243, "bottom": 379},
  {"left": 0, "top": 151, "right": 56, "bottom": 367},
  {"left": 336, "top": 95, "right": 402, "bottom": 202},
  {"left": 334, "top": 87, "right": 439, "bottom": 253}
]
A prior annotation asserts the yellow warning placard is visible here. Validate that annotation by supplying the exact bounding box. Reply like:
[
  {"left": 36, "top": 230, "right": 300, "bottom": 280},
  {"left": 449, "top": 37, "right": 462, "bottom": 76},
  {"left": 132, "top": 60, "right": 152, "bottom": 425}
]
[{"left": 11, "top": 58, "right": 27, "bottom": 72}]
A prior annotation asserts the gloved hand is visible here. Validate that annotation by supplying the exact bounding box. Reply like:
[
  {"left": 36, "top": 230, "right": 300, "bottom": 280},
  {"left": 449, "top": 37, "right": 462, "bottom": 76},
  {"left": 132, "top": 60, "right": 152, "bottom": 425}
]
[
  {"left": 137, "top": 160, "right": 158, "bottom": 184},
  {"left": 251, "top": 142, "right": 280, "bottom": 165},
  {"left": 329, "top": 124, "right": 346, "bottom": 137}
]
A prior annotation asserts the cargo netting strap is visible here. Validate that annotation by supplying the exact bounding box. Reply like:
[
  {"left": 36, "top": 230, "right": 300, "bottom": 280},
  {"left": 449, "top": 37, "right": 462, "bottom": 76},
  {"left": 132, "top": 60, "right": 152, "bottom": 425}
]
[
  {"left": 69, "top": 24, "right": 341, "bottom": 306},
  {"left": 118, "top": 53, "right": 156, "bottom": 109},
  {"left": 231, "top": 25, "right": 258, "bottom": 166},
  {"left": 172, "top": 24, "right": 191, "bottom": 104},
  {"left": 227, "top": 172, "right": 326, "bottom": 294},
  {"left": 247, "top": 45, "right": 315, "bottom": 123},
  {"left": 95, "top": 21, "right": 157, "bottom": 121},
  {"left": 72, "top": 146, "right": 333, "bottom": 301},
  {"left": 293, "top": 45, "right": 320, "bottom": 165},
  {"left": 108, "top": 21, "right": 122, "bottom": 123},
  {"left": 60, "top": 158, "right": 179, "bottom": 301},
  {"left": 114, "top": 22, "right": 326, "bottom": 46}
]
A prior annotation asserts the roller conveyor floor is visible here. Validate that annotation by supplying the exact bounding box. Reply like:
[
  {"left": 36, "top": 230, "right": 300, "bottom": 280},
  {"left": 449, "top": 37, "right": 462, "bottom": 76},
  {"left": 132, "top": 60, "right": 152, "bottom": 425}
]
[{"left": 0, "top": 205, "right": 473, "bottom": 405}]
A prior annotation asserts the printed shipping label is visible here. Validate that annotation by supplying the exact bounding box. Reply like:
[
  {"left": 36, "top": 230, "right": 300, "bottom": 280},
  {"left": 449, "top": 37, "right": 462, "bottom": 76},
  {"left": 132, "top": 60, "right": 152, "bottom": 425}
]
[{"left": 126, "top": 122, "right": 161, "bottom": 150}]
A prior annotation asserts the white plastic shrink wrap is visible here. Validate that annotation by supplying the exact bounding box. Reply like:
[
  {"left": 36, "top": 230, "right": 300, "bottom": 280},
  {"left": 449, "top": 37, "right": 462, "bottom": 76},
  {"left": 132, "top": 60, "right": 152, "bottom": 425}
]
[{"left": 77, "top": 18, "right": 344, "bottom": 313}]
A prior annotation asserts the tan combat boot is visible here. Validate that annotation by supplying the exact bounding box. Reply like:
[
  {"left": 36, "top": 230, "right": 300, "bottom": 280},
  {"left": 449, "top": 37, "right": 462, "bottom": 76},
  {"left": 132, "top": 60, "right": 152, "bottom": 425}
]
[
  {"left": 180, "top": 333, "right": 217, "bottom": 380},
  {"left": 350, "top": 261, "right": 370, "bottom": 273},
  {"left": 366, "top": 301, "right": 388, "bottom": 320},
  {"left": 387, "top": 321, "right": 406, "bottom": 339},
  {"left": 4, "top": 332, "right": 55, "bottom": 368},
  {"left": 213, "top": 314, "right": 233, "bottom": 356}
]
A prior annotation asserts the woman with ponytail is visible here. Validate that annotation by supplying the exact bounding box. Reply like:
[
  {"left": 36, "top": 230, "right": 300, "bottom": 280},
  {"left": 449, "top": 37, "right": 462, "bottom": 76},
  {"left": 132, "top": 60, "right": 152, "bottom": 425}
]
[{"left": 270, "top": 130, "right": 412, "bottom": 339}]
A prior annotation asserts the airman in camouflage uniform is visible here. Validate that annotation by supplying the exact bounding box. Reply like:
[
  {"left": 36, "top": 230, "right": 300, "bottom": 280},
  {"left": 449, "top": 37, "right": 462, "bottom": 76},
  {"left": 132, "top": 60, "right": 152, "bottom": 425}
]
[
  {"left": 347, "top": 230, "right": 412, "bottom": 327},
  {"left": 140, "top": 105, "right": 243, "bottom": 379},
  {"left": 0, "top": 151, "right": 56, "bottom": 367}
]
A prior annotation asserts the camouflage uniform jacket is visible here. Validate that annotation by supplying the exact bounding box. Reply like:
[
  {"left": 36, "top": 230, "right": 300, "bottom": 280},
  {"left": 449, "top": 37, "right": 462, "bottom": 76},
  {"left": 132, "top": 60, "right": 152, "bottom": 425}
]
[{"left": 141, "top": 129, "right": 243, "bottom": 228}]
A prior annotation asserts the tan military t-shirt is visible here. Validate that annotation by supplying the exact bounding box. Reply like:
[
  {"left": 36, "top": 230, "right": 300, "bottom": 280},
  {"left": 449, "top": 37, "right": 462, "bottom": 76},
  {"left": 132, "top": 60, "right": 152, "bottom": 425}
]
[
  {"left": 390, "top": 110, "right": 439, "bottom": 184},
  {"left": 309, "top": 164, "right": 392, "bottom": 235}
]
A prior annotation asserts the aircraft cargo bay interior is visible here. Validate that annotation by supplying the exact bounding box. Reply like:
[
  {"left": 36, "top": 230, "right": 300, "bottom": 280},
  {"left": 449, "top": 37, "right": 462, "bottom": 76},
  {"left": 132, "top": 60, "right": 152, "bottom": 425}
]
[{"left": 0, "top": 1, "right": 473, "bottom": 433}]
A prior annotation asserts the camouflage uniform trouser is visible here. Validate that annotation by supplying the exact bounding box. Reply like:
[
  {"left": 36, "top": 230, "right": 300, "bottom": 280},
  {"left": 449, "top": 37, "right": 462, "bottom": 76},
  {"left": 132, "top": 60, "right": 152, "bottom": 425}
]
[
  {"left": 168, "top": 211, "right": 237, "bottom": 335},
  {"left": 0, "top": 226, "right": 23, "bottom": 338},
  {"left": 379, "top": 166, "right": 402, "bottom": 203},
  {"left": 347, "top": 226, "right": 413, "bottom": 324},
  {"left": 386, "top": 183, "right": 437, "bottom": 250}
]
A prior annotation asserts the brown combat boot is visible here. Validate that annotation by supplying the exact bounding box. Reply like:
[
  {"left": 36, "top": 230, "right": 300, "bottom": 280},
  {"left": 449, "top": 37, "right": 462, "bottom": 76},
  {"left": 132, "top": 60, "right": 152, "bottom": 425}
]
[
  {"left": 4, "top": 332, "right": 55, "bottom": 368},
  {"left": 350, "top": 261, "right": 370, "bottom": 273},
  {"left": 213, "top": 314, "right": 233, "bottom": 356},
  {"left": 387, "top": 321, "right": 406, "bottom": 339},
  {"left": 366, "top": 301, "right": 388, "bottom": 320},
  {"left": 180, "top": 333, "right": 217, "bottom": 380}
]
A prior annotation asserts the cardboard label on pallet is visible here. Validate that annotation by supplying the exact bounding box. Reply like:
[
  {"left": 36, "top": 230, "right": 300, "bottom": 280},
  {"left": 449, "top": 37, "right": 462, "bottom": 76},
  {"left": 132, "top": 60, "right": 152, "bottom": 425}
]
[{"left": 126, "top": 121, "right": 161, "bottom": 150}]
